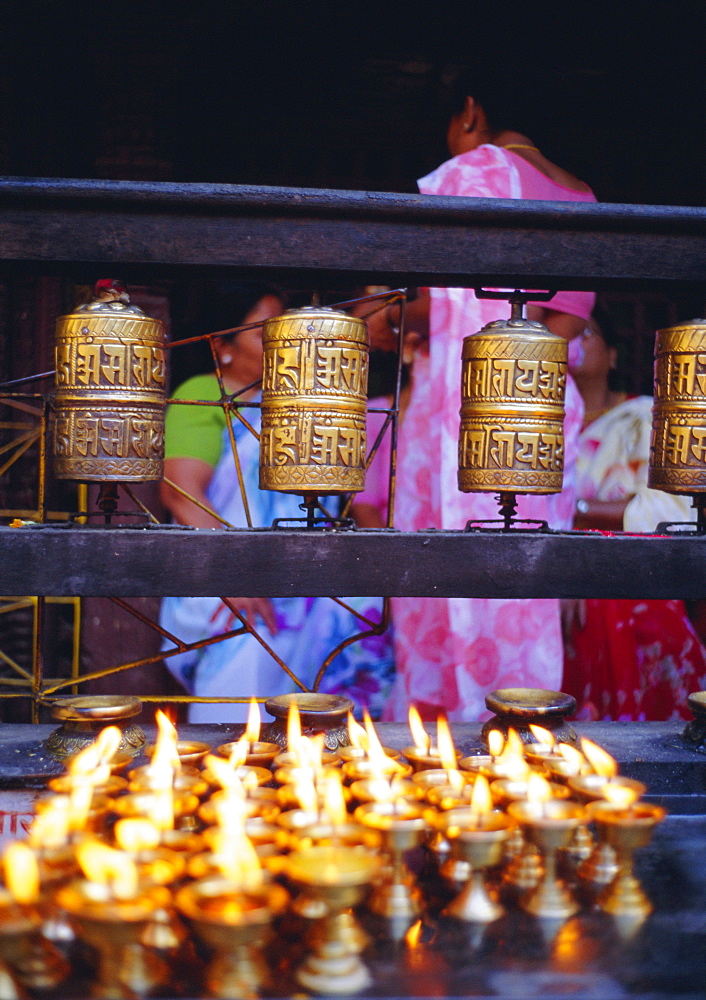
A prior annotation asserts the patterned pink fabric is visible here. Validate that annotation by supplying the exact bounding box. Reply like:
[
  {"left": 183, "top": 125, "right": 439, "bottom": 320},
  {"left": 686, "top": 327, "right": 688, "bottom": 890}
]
[
  {"left": 355, "top": 398, "right": 393, "bottom": 523},
  {"left": 382, "top": 145, "right": 595, "bottom": 722}
]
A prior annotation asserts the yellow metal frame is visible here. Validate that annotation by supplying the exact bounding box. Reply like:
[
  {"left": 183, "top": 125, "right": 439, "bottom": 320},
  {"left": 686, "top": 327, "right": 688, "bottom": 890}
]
[{"left": 0, "top": 292, "right": 402, "bottom": 719}]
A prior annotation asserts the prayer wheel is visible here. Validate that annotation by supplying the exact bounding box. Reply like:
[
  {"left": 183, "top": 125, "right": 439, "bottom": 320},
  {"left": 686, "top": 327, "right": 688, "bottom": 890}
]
[
  {"left": 259, "top": 306, "right": 369, "bottom": 494},
  {"left": 458, "top": 301, "right": 567, "bottom": 497},
  {"left": 53, "top": 281, "right": 166, "bottom": 482},
  {"left": 649, "top": 319, "right": 706, "bottom": 496}
]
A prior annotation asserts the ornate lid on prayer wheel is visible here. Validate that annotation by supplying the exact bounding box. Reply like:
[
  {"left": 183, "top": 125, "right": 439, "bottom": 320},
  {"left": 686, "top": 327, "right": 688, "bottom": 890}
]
[
  {"left": 259, "top": 306, "right": 369, "bottom": 494},
  {"left": 458, "top": 312, "right": 567, "bottom": 495},
  {"left": 649, "top": 318, "right": 706, "bottom": 495},
  {"left": 53, "top": 280, "right": 166, "bottom": 482}
]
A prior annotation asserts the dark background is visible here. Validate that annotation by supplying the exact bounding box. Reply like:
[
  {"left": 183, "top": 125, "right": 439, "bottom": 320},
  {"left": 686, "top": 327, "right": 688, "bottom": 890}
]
[
  {"left": 2, "top": 0, "right": 705, "bottom": 394},
  {"left": 1, "top": 1, "right": 704, "bottom": 206}
]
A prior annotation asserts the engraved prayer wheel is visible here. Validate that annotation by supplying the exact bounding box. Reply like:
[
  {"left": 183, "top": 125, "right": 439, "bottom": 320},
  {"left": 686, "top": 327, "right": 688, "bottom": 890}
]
[
  {"left": 53, "top": 281, "right": 166, "bottom": 481},
  {"left": 649, "top": 319, "right": 706, "bottom": 495},
  {"left": 259, "top": 306, "right": 369, "bottom": 494},
  {"left": 458, "top": 304, "right": 567, "bottom": 497}
]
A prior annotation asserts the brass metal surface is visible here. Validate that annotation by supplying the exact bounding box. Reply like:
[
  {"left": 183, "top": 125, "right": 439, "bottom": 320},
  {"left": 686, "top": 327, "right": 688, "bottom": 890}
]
[
  {"left": 683, "top": 690, "right": 706, "bottom": 750},
  {"left": 45, "top": 695, "right": 145, "bottom": 758},
  {"left": 53, "top": 289, "right": 166, "bottom": 482},
  {"left": 261, "top": 692, "right": 354, "bottom": 750},
  {"left": 649, "top": 319, "right": 706, "bottom": 494},
  {"left": 458, "top": 314, "right": 567, "bottom": 495},
  {"left": 50, "top": 695, "right": 142, "bottom": 722},
  {"left": 259, "top": 307, "right": 369, "bottom": 494},
  {"left": 485, "top": 688, "right": 576, "bottom": 717},
  {"left": 481, "top": 688, "right": 577, "bottom": 747}
]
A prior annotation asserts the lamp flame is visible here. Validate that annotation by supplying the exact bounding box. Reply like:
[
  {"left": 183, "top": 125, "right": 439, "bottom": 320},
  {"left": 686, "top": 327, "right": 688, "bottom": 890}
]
[
  {"left": 529, "top": 724, "right": 555, "bottom": 747},
  {"left": 244, "top": 699, "right": 261, "bottom": 744},
  {"left": 291, "top": 769, "right": 319, "bottom": 815},
  {"left": 66, "top": 729, "right": 117, "bottom": 791},
  {"left": 436, "top": 716, "right": 457, "bottom": 772},
  {"left": 581, "top": 738, "right": 618, "bottom": 778},
  {"left": 348, "top": 712, "right": 369, "bottom": 752},
  {"left": 408, "top": 706, "right": 431, "bottom": 754},
  {"left": 287, "top": 702, "right": 302, "bottom": 752},
  {"left": 602, "top": 783, "right": 640, "bottom": 809},
  {"left": 558, "top": 743, "right": 585, "bottom": 773},
  {"left": 320, "top": 773, "right": 348, "bottom": 827},
  {"left": 95, "top": 725, "right": 122, "bottom": 764},
  {"left": 366, "top": 777, "right": 395, "bottom": 803},
  {"left": 114, "top": 818, "right": 161, "bottom": 853},
  {"left": 150, "top": 786, "right": 175, "bottom": 833},
  {"left": 210, "top": 830, "right": 263, "bottom": 891},
  {"left": 150, "top": 709, "right": 181, "bottom": 775},
  {"left": 447, "top": 768, "right": 465, "bottom": 793},
  {"left": 526, "top": 772, "right": 553, "bottom": 804},
  {"left": 364, "top": 710, "right": 403, "bottom": 776},
  {"left": 212, "top": 791, "right": 248, "bottom": 835},
  {"left": 405, "top": 920, "right": 422, "bottom": 949},
  {"left": 29, "top": 798, "right": 71, "bottom": 849},
  {"left": 499, "top": 728, "right": 524, "bottom": 761},
  {"left": 469, "top": 774, "right": 492, "bottom": 819},
  {"left": 487, "top": 729, "right": 505, "bottom": 758},
  {"left": 227, "top": 737, "right": 249, "bottom": 769},
  {"left": 206, "top": 754, "right": 246, "bottom": 793},
  {"left": 68, "top": 782, "right": 95, "bottom": 832},
  {"left": 493, "top": 728, "right": 529, "bottom": 780},
  {"left": 3, "top": 842, "right": 39, "bottom": 905},
  {"left": 76, "top": 840, "right": 139, "bottom": 900},
  {"left": 292, "top": 734, "right": 325, "bottom": 774}
]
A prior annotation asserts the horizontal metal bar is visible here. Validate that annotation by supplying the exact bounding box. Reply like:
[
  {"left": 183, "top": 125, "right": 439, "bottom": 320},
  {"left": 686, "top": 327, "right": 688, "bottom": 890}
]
[
  {"left": 1, "top": 178, "right": 705, "bottom": 288},
  {"left": 2, "top": 525, "right": 706, "bottom": 599}
]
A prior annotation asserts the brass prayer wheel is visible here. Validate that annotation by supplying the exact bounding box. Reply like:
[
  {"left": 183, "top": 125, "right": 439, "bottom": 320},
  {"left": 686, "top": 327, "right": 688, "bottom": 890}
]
[
  {"left": 53, "top": 281, "right": 166, "bottom": 481},
  {"left": 259, "top": 306, "right": 369, "bottom": 494},
  {"left": 649, "top": 319, "right": 706, "bottom": 495},
  {"left": 458, "top": 304, "right": 567, "bottom": 496}
]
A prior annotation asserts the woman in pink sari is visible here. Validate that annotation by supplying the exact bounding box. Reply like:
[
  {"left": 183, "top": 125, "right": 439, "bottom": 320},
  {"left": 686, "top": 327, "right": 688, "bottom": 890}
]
[{"left": 365, "top": 79, "right": 597, "bottom": 722}]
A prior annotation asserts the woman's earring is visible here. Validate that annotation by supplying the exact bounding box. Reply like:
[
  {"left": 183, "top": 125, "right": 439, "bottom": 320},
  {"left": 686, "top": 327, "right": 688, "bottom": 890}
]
[
  {"left": 221, "top": 353, "right": 233, "bottom": 365},
  {"left": 463, "top": 118, "right": 475, "bottom": 133}
]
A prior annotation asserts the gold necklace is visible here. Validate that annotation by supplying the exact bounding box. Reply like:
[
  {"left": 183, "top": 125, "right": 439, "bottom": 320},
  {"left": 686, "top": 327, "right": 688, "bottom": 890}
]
[{"left": 502, "top": 143, "right": 541, "bottom": 153}]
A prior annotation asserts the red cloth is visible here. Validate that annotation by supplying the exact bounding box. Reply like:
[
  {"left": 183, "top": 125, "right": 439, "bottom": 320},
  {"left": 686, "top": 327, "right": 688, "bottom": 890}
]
[{"left": 563, "top": 599, "right": 706, "bottom": 721}]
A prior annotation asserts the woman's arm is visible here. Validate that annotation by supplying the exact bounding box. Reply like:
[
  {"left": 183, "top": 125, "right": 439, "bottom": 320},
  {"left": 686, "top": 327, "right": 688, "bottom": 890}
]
[
  {"left": 160, "top": 456, "right": 279, "bottom": 633},
  {"left": 573, "top": 497, "right": 631, "bottom": 531},
  {"left": 160, "top": 457, "right": 224, "bottom": 529}
]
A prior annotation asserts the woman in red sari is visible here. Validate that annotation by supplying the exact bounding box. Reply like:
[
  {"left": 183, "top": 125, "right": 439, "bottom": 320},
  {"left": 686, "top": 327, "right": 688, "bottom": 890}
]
[{"left": 562, "top": 310, "right": 706, "bottom": 719}]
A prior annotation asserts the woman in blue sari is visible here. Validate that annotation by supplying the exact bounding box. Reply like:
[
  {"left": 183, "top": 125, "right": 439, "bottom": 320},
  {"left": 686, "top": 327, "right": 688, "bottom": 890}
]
[{"left": 160, "top": 283, "right": 393, "bottom": 722}]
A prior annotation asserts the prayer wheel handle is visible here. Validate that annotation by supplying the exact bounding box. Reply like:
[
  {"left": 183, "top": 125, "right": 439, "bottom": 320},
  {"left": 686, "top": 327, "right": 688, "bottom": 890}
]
[{"left": 475, "top": 288, "right": 557, "bottom": 321}]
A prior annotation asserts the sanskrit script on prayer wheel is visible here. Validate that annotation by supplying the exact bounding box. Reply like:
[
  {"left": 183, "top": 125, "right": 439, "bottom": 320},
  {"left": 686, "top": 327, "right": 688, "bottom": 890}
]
[
  {"left": 458, "top": 313, "right": 567, "bottom": 495},
  {"left": 53, "top": 281, "right": 166, "bottom": 481},
  {"left": 649, "top": 319, "right": 706, "bottom": 494},
  {"left": 259, "top": 307, "right": 369, "bottom": 494}
]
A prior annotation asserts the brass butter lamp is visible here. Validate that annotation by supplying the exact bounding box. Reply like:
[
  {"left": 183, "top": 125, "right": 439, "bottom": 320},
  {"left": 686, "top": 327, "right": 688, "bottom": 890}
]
[{"left": 285, "top": 845, "right": 379, "bottom": 995}]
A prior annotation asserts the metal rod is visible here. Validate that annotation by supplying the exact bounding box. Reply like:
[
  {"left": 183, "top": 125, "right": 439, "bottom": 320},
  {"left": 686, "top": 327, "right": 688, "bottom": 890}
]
[
  {"left": 0, "top": 371, "right": 55, "bottom": 389},
  {"left": 161, "top": 476, "right": 233, "bottom": 527},
  {"left": 37, "top": 400, "right": 48, "bottom": 523},
  {"left": 210, "top": 336, "right": 253, "bottom": 528},
  {"left": 31, "top": 597, "right": 44, "bottom": 723}
]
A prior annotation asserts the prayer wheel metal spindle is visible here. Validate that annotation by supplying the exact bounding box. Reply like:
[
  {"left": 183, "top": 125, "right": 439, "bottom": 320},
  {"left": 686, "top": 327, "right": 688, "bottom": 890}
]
[
  {"left": 53, "top": 280, "right": 167, "bottom": 519},
  {"left": 259, "top": 306, "right": 369, "bottom": 524},
  {"left": 458, "top": 292, "right": 567, "bottom": 529},
  {"left": 649, "top": 319, "right": 706, "bottom": 532}
]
